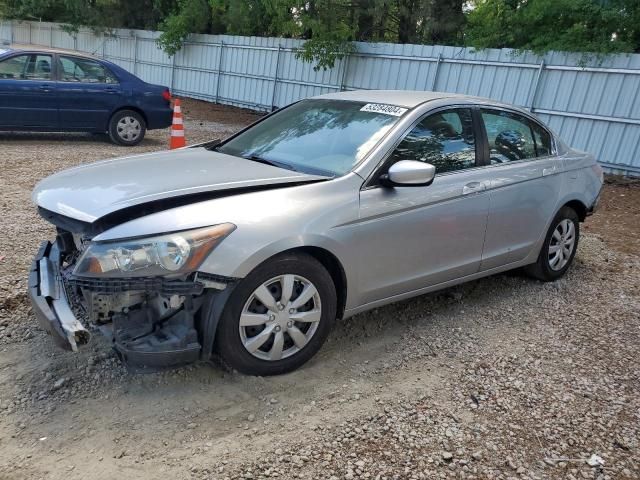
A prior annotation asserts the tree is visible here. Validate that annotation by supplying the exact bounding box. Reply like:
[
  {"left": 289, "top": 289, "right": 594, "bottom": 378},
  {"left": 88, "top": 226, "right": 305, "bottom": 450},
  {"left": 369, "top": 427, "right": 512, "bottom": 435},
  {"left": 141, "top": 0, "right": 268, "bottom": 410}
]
[
  {"left": 467, "top": 0, "right": 640, "bottom": 55},
  {"left": 9, "top": 0, "right": 636, "bottom": 71},
  {"left": 1, "top": 0, "right": 175, "bottom": 34},
  {"left": 156, "top": 0, "right": 211, "bottom": 55}
]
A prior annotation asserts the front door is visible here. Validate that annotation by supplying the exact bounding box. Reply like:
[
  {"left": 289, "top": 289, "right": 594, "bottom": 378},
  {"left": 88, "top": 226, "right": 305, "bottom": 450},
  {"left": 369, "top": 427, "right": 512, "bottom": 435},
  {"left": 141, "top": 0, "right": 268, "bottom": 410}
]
[
  {"left": 355, "top": 108, "right": 490, "bottom": 306},
  {"left": 56, "top": 55, "right": 123, "bottom": 130},
  {"left": 0, "top": 53, "right": 58, "bottom": 128}
]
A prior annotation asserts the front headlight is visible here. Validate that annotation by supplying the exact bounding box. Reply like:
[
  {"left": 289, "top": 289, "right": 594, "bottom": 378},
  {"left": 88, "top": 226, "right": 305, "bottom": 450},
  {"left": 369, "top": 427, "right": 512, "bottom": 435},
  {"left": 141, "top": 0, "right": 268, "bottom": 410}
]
[{"left": 73, "top": 224, "right": 236, "bottom": 278}]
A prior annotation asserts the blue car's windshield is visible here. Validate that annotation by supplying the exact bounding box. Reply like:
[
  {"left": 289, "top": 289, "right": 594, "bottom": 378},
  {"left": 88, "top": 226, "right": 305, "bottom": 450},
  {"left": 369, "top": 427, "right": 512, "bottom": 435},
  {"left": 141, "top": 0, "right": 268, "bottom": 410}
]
[{"left": 217, "top": 99, "right": 406, "bottom": 176}]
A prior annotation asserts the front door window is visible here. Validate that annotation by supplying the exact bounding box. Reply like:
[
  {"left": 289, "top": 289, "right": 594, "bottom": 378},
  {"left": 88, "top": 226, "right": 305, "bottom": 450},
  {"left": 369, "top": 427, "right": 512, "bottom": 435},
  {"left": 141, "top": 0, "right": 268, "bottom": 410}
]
[
  {"left": 0, "top": 54, "right": 52, "bottom": 80},
  {"left": 389, "top": 108, "right": 476, "bottom": 174}
]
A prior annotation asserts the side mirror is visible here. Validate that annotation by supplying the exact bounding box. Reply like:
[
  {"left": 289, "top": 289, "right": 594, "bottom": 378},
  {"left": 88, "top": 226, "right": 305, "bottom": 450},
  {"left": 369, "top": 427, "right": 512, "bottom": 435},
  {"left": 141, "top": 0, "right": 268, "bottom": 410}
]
[{"left": 380, "top": 160, "right": 436, "bottom": 187}]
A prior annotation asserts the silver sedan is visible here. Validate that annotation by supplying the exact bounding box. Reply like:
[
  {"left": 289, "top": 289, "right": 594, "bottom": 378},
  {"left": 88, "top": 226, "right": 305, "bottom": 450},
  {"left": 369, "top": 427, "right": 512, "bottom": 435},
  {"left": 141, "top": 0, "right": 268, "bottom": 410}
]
[{"left": 30, "top": 90, "right": 603, "bottom": 375}]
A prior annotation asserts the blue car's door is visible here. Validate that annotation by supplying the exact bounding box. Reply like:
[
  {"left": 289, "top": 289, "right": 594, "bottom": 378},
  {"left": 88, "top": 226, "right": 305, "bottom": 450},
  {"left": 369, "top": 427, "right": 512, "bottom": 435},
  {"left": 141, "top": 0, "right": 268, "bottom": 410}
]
[
  {"left": 0, "top": 53, "right": 58, "bottom": 128},
  {"left": 56, "top": 55, "right": 123, "bottom": 130}
]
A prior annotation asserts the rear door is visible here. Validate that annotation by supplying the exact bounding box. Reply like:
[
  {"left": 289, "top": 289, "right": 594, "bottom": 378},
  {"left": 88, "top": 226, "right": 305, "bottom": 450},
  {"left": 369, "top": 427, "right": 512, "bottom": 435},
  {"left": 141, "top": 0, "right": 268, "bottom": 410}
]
[
  {"left": 355, "top": 107, "right": 491, "bottom": 305},
  {"left": 0, "top": 53, "right": 58, "bottom": 128},
  {"left": 56, "top": 55, "right": 123, "bottom": 130},
  {"left": 479, "top": 108, "right": 563, "bottom": 270}
]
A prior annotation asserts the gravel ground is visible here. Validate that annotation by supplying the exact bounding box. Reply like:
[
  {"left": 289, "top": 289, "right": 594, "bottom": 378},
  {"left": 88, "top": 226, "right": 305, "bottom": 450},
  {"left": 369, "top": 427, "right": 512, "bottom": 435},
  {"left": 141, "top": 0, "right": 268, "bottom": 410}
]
[{"left": 0, "top": 99, "right": 638, "bottom": 480}]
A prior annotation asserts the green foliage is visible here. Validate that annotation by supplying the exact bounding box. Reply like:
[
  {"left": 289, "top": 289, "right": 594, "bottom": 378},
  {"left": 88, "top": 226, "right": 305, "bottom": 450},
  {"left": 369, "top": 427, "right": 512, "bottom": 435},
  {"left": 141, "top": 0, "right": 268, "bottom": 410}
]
[
  {"left": 467, "top": 0, "right": 640, "bottom": 55},
  {"left": 289, "top": 0, "right": 358, "bottom": 70},
  {"left": 296, "top": 38, "right": 357, "bottom": 71},
  {"left": 2, "top": 0, "right": 175, "bottom": 32},
  {"left": 5, "top": 0, "right": 640, "bottom": 70},
  {"left": 156, "top": 0, "right": 210, "bottom": 56}
]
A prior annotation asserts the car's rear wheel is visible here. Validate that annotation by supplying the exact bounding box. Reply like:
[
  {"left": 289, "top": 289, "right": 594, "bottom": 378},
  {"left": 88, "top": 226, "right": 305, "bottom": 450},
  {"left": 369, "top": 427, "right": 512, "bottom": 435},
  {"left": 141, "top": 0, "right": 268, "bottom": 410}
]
[
  {"left": 215, "top": 253, "right": 336, "bottom": 376},
  {"left": 525, "top": 206, "right": 580, "bottom": 281},
  {"left": 108, "top": 110, "right": 146, "bottom": 146}
]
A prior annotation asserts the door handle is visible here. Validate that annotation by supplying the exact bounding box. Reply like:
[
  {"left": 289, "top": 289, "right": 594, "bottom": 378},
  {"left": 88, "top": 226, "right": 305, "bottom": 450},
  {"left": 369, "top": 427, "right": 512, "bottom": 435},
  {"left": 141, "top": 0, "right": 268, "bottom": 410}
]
[
  {"left": 542, "top": 166, "right": 558, "bottom": 176},
  {"left": 105, "top": 87, "right": 119, "bottom": 94},
  {"left": 39, "top": 84, "right": 53, "bottom": 92},
  {"left": 462, "top": 181, "right": 486, "bottom": 195}
]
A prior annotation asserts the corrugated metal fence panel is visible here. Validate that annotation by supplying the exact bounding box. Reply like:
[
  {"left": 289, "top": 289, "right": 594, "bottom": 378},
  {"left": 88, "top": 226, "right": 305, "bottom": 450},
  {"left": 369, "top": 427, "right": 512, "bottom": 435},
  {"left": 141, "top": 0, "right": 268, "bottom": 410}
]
[
  {"left": 5, "top": 21, "right": 640, "bottom": 175},
  {"left": 132, "top": 34, "right": 173, "bottom": 88},
  {"left": 174, "top": 40, "right": 221, "bottom": 102},
  {"left": 0, "top": 21, "right": 11, "bottom": 43},
  {"left": 11, "top": 22, "right": 30, "bottom": 44}
]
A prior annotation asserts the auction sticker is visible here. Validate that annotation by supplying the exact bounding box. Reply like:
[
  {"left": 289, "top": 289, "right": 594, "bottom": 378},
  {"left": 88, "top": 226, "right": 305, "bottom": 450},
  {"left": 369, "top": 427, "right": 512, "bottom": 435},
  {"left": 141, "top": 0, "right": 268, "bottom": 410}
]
[{"left": 360, "top": 103, "right": 408, "bottom": 116}]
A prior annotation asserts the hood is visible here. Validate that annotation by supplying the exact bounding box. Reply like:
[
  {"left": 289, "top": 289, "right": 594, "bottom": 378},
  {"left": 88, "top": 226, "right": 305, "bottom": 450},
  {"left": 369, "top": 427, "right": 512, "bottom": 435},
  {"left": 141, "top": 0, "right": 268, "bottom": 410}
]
[{"left": 33, "top": 147, "right": 328, "bottom": 223}]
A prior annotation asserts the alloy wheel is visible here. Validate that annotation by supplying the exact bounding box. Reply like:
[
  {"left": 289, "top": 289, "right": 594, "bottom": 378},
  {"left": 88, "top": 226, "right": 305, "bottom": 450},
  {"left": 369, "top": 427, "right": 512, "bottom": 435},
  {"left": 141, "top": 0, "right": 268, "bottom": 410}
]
[{"left": 239, "top": 274, "right": 322, "bottom": 361}]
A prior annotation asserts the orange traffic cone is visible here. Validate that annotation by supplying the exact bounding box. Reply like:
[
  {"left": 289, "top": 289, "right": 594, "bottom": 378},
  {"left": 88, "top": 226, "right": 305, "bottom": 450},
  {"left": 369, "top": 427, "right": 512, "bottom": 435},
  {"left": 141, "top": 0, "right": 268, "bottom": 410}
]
[{"left": 169, "top": 99, "right": 186, "bottom": 149}]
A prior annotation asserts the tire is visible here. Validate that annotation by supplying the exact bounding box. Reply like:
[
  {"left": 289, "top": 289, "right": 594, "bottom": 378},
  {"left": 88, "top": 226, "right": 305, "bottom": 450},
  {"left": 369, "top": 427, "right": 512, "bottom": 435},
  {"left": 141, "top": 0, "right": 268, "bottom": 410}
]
[
  {"left": 525, "top": 206, "right": 580, "bottom": 282},
  {"left": 108, "top": 109, "right": 146, "bottom": 146},
  {"left": 215, "top": 253, "right": 337, "bottom": 376}
]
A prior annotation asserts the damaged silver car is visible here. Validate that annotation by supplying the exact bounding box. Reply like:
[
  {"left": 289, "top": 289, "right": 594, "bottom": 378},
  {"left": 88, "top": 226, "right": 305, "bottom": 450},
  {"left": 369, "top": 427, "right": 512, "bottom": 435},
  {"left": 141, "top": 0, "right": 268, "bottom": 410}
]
[{"left": 29, "top": 90, "right": 603, "bottom": 375}]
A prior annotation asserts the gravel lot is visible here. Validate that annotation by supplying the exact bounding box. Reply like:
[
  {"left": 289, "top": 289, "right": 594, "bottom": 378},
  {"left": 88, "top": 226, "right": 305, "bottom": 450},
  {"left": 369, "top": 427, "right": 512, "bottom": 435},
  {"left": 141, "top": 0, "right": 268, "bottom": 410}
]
[{"left": 0, "top": 99, "right": 638, "bottom": 480}]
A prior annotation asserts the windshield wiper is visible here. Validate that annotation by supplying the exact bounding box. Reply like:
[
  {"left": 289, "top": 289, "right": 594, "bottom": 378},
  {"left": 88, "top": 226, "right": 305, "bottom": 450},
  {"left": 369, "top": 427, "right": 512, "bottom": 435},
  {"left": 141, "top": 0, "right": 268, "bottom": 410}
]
[{"left": 243, "top": 155, "right": 299, "bottom": 172}]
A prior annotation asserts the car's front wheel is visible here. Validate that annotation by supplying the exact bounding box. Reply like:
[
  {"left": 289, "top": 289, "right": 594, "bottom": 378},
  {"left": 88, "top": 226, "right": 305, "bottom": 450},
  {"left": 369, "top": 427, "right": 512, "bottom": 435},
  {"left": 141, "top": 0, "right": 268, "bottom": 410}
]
[
  {"left": 525, "top": 206, "right": 580, "bottom": 281},
  {"left": 215, "top": 253, "right": 336, "bottom": 376},
  {"left": 108, "top": 110, "right": 146, "bottom": 146}
]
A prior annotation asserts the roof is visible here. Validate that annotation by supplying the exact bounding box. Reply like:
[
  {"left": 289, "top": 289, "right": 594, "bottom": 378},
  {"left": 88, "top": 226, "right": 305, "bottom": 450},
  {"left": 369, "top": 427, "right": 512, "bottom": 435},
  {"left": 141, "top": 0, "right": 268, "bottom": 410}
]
[
  {"left": 7, "top": 44, "right": 100, "bottom": 60},
  {"left": 314, "top": 89, "right": 462, "bottom": 108},
  {"left": 314, "top": 89, "right": 535, "bottom": 117}
]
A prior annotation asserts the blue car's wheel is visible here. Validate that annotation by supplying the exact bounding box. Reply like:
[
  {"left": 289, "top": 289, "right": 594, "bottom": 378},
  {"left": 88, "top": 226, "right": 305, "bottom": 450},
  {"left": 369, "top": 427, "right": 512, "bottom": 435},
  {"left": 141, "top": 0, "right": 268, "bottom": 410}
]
[{"left": 108, "top": 110, "right": 146, "bottom": 146}]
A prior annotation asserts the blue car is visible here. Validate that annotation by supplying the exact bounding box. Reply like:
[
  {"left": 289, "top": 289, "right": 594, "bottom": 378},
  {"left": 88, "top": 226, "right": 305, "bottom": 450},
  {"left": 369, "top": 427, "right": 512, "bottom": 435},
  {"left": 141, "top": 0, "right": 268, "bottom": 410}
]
[{"left": 0, "top": 47, "right": 173, "bottom": 145}]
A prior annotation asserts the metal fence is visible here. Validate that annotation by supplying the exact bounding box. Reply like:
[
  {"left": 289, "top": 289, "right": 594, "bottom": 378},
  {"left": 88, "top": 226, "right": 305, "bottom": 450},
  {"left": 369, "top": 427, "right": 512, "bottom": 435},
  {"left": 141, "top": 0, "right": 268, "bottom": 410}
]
[{"left": 3, "top": 20, "right": 640, "bottom": 175}]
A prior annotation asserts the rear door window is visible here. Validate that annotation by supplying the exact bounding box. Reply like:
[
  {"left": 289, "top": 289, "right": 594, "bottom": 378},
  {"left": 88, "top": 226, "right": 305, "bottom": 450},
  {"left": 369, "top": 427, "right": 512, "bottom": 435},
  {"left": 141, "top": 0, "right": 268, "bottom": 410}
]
[
  {"left": 58, "top": 56, "right": 118, "bottom": 83},
  {"left": 481, "top": 109, "right": 537, "bottom": 163}
]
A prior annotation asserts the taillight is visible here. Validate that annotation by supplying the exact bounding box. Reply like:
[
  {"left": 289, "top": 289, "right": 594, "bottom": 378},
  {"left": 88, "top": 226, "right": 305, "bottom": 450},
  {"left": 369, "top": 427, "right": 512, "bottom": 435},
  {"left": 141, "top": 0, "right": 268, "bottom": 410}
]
[{"left": 162, "top": 89, "right": 171, "bottom": 102}]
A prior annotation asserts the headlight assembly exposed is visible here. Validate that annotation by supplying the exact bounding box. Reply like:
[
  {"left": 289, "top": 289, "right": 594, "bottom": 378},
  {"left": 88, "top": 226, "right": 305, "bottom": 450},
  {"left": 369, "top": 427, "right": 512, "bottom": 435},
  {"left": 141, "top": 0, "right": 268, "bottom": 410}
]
[{"left": 73, "top": 224, "right": 236, "bottom": 278}]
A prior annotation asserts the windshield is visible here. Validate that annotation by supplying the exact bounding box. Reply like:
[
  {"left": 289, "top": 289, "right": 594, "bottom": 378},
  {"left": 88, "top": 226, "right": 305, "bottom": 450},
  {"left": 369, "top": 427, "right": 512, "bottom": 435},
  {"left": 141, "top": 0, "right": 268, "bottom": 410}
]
[{"left": 217, "top": 99, "right": 406, "bottom": 176}]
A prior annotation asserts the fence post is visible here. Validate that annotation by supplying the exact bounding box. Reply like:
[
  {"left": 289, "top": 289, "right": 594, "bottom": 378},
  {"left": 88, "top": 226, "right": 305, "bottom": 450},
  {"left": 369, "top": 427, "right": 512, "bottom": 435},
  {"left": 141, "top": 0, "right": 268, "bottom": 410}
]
[
  {"left": 29, "top": 22, "right": 32, "bottom": 44},
  {"left": 431, "top": 54, "right": 443, "bottom": 91},
  {"left": 528, "top": 59, "right": 545, "bottom": 111},
  {"left": 170, "top": 52, "right": 177, "bottom": 92},
  {"left": 102, "top": 32, "right": 106, "bottom": 58},
  {"left": 270, "top": 45, "right": 282, "bottom": 110},
  {"left": 340, "top": 54, "right": 350, "bottom": 91},
  {"left": 133, "top": 35, "right": 138, "bottom": 76},
  {"left": 215, "top": 41, "right": 224, "bottom": 104},
  {"left": 49, "top": 24, "right": 53, "bottom": 46}
]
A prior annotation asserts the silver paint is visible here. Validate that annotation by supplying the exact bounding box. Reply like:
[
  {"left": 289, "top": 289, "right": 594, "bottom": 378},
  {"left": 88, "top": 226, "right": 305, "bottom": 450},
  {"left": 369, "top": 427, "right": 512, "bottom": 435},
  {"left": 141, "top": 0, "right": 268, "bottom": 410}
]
[{"left": 33, "top": 91, "right": 604, "bottom": 320}]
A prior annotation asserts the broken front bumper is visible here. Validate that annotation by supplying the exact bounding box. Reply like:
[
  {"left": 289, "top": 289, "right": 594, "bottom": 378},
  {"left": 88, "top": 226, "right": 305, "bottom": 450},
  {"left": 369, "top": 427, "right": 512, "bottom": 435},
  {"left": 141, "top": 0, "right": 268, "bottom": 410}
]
[
  {"left": 28, "top": 241, "right": 90, "bottom": 351},
  {"left": 28, "top": 241, "right": 235, "bottom": 372}
]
